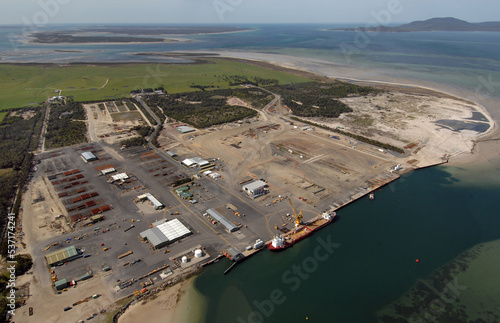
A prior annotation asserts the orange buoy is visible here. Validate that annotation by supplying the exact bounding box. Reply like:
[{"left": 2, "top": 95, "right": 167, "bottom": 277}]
[{"left": 415, "top": 259, "right": 420, "bottom": 263}]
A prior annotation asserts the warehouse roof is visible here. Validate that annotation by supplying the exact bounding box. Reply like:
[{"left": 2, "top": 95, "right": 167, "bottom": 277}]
[
  {"left": 176, "top": 125, "right": 195, "bottom": 133},
  {"left": 111, "top": 173, "right": 129, "bottom": 181},
  {"left": 81, "top": 151, "right": 97, "bottom": 161},
  {"left": 146, "top": 193, "right": 163, "bottom": 208},
  {"left": 140, "top": 219, "right": 191, "bottom": 248},
  {"left": 206, "top": 208, "right": 238, "bottom": 232},
  {"left": 166, "top": 151, "right": 177, "bottom": 157},
  {"left": 101, "top": 167, "right": 116, "bottom": 175},
  {"left": 242, "top": 180, "right": 267, "bottom": 191},
  {"left": 182, "top": 157, "right": 209, "bottom": 167},
  {"left": 46, "top": 246, "right": 78, "bottom": 266}
]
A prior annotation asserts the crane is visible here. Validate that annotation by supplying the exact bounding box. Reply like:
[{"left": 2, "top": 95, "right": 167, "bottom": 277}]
[{"left": 288, "top": 198, "right": 303, "bottom": 227}]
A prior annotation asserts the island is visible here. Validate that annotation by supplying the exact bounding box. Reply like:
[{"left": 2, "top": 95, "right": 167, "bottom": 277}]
[
  {"left": 331, "top": 17, "right": 500, "bottom": 32},
  {"left": 27, "top": 26, "right": 256, "bottom": 44}
]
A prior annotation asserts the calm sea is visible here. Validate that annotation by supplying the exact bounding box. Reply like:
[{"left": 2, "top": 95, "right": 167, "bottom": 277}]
[{"left": 1, "top": 24, "right": 500, "bottom": 322}]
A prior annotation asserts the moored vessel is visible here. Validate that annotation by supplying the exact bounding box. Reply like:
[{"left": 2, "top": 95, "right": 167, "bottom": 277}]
[{"left": 268, "top": 211, "right": 336, "bottom": 251}]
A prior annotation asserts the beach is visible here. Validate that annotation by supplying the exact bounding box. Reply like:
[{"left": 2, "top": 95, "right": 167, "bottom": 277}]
[{"left": 118, "top": 277, "right": 207, "bottom": 323}]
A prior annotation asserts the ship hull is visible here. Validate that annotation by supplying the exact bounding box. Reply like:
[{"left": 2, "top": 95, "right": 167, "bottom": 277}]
[{"left": 267, "top": 217, "right": 333, "bottom": 251}]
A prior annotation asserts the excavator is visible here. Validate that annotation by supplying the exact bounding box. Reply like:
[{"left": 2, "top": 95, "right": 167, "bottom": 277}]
[{"left": 289, "top": 198, "right": 303, "bottom": 228}]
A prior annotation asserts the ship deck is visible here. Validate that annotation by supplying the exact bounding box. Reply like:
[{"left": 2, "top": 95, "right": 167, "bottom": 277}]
[{"left": 283, "top": 216, "right": 332, "bottom": 242}]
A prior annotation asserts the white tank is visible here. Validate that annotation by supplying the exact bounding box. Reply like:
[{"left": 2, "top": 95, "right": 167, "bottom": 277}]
[
  {"left": 194, "top": 249, "right": 203, "bottom": 258},
  {"left": 181, "top": 256, "right": 188, "bottom": 263}
]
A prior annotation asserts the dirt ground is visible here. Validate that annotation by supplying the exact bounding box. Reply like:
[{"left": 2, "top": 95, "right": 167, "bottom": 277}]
[
  {"left": 162, "top": 104, "right": 395, "bottom": 211},
  {"left": 22, "top": 176, "right": 72, "bottom": 245},
  {"left": 84, "top": 101, "right": 148, "bottom": 145}
]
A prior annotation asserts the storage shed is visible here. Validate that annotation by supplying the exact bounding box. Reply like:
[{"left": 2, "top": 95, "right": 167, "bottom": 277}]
[
  {"left": 242, "top": 180, "right": 267, "bottom": 199},
  {"left": 46, "top": 246, "right": 79, "bottom": 266},
  {"left": 81, "top": 152, "right": 97, "bottom": 162},
  {"left": 140, "top": 219, "right": 191, "bottom": 249},
  {"left": 206, "top": 208, "right": 238, "bottom": 232}
]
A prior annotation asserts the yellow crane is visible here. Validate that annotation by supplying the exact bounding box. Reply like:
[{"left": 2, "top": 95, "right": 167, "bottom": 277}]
[{"left": 289, "top": 198, "right": 303, "bottom": 227}]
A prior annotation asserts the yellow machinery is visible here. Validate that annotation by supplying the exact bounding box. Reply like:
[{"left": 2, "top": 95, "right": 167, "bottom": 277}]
[{"left": 288, "top": 199, "right": 303, "bottom": 227}]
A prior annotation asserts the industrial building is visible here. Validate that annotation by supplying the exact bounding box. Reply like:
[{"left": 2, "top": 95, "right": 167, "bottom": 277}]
[
  {"left": 81, "top": 152, "right": 97, "bottom": 163},
  {"left": 46, "top": 245, "right": 79, "bottom": 266},
  {"left": 140, "top": 219, "right": 191, "bottom": 249},
  {"left": 100, "top": 167, "right": 116, "bottom": 175},
  {"left": 206, "top": 208, "right": 238, "bottom": 232},
  {"left": 137, "top": 193, "right": 164, "bottom": 209},
  {"left": 146, "top": 193, "right": 163, "bottom": 209},
  {"left": 111, "top": 173, "right": 129, "bottom": 182},
  {"left": 182, "top": 157, "right": 210, "bottom": 168},
  {"left": 242, "top": 180, "right": 268, "bottom": 199},
  {"left": 224, "top": 247, "right": 244, "bottom": 261},
  {"left": 175, "top": 186, "right": 193, "bottom": 199},
  {"left": 176, "top": 125, "right": 196, "bottom": 134}
]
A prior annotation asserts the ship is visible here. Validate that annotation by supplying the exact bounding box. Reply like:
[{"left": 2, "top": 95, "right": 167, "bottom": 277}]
[{"left": 268, "top": 211, "right": 336, "bottom": 251}]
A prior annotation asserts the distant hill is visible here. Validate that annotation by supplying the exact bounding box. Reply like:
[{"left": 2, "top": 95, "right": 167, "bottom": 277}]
[{"left": 332, "top": 17, "right": 500, "bottom": 32}]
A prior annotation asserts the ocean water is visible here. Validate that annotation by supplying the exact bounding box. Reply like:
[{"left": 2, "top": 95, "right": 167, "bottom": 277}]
[
  {"left": 192, "top": 165, "right": 500, "bottom": 323},
  {"left": 2, "top": 24, "right": 500, "bottom": 322}
]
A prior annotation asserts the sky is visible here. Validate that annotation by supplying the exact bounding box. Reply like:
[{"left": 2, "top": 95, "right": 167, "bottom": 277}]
[{"left": 1, "top": 0, "right": 500, "bottom": 26}]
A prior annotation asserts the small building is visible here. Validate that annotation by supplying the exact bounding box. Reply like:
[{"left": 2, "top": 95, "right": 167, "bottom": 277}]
[
  {"left": 175, "top": 186, "right": 189, "bottom": 193},
  {"left": 242, "top": 180, "right": 268, "bottom": 199},
  {"left": 111, "top": 173, "right": 129, "bottom": 182},
  {"left": 224, "top": 247, "right": 244, "bottom": 261},
  {"left": 100, "top": 168, "right": 116, "bottom": 175},
  {"left": 81, "top": 152, "right": 97, "bottom": 163},
  {"left": 46, "top": 246, "right": 79, "bottom": 266},
  {"left": 146, "top": 193, "right": 164, "bottom": 209},
  {"left": 140, "top": 219, "right": 191, "bottom": 249},
  {"left": 166, "top": 151, "right": 177, "bottom": 158},
  {"left": 206, "top": 208, "right": 238, "bottom": 233},
  {"left": 176, "top": 125, "right": 195, "bottom": 134},
  {"left": 179, "top": 191, "right": 193, "bottom": 199}
]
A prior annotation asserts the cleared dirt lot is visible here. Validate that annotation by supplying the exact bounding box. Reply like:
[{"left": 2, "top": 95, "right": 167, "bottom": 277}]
[
  {"left": 84, "top": 101, "right": 148, "bottom": 144},
  {"left": 183, "top": 116, "right": 395, "bottom": 211}
]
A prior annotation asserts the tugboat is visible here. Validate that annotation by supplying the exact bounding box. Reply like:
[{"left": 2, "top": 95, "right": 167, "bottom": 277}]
[{"left": 369, "top": 193, "right": 375, "bottom": 200}]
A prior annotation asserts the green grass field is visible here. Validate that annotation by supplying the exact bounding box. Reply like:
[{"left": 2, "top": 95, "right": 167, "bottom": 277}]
[
  {"left": 0, "top": 112, "right": 7, "bottom": 121},
  {"left": 0, "top": 60, "right": 311, "bottom": 110}
]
